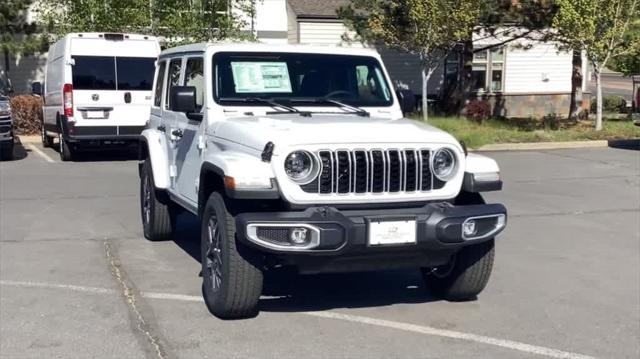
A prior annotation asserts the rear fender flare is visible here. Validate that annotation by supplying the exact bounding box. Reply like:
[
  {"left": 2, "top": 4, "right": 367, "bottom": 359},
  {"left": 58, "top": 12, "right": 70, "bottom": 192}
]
[{"left": 140, "top": 129, "right": 170, "bottom": 189}]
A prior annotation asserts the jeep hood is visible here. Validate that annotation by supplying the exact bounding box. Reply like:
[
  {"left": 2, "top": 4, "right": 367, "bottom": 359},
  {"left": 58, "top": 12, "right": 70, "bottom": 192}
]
[{"left": 213, "top": 114, "right": 459, "bottom": 153}]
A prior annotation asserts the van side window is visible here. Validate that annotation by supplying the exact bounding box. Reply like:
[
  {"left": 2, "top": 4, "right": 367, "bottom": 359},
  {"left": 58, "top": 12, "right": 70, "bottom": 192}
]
[
  {"left": 165, "top": 58, "right": 182, "bottom": 109},
  {"left": 183, "top": 57, "right": 204, "bottom": 112},
  {"left": 153, "top": 61, "right": 166, "bottom": 107}
]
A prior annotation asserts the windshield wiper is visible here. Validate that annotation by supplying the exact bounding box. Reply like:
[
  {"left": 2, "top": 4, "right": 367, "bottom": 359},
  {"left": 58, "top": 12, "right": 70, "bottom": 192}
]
[
  {"left": 291, "top": 98, "right": 370, "bottom": 117},
  {"left": 219, "top": 97, "right": 310, "bottom": 116}
]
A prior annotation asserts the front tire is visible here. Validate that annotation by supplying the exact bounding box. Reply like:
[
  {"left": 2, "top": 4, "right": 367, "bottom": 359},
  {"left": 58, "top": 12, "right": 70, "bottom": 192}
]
[
  {"left": 201, "top": 192, "right": 263, "bottom": 319},
  {"left": 0, "top": 141, "right": 13, "bottom": 160},
  {"left": 140, "top": 159, "right": 175, "bottom": 241},
  {"left": 422, "top": 239, "right": 495, "bottom": 301}
]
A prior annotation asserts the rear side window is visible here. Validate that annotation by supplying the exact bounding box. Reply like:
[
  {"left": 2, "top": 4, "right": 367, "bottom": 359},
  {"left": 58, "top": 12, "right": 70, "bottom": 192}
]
[
  {"left": 184, "top": 57, "right": 204, "bottom": 111},
  {"left": 72, "top": 56, "right": 116, "bottom": 90},
  {"left": 153, "top": 61, "right": 166, "bottom": 107},
  {"left": 165, "top": 58, "right": 182, "bottom": 109},
  {"left": 117, "top": 57, "right": 155, "bottom": 90}
]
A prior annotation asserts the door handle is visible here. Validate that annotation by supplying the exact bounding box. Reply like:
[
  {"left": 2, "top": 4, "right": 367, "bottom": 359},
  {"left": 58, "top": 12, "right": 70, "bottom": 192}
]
[
  {"left": 157, "top": 125, "right": 166, "bottom": 132},
  {"left": 171, "top": 129, "right": 183, "bottom": 139}
]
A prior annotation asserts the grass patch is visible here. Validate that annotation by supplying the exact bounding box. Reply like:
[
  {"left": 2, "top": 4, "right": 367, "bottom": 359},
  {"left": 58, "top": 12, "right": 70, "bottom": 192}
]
[{"left": 418, "top": 116, "right": 640, "bottom": 149}]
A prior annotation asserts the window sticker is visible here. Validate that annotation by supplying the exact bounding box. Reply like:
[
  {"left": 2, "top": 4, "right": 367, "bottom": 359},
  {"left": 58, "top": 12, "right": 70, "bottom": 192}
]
[{"left": 231, "top": 62, "right": 292, "bottom": 93}]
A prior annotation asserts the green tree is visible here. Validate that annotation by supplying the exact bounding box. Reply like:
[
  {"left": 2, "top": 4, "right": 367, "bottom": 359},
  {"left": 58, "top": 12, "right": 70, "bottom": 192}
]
[
  {"left": 553, "top": 0, "right": 640, "bottom": 130},
  {"left": 608, "top": 18, "right": 640, "bottom": 76},
  {"left": 339, "top": 0, "right": 482, "bottom": 121},
  {"left": 0, "top": 0, "right": 46, "bottom": 92},
  {"left": 37, "top": 0, "right": 257, "bottom": 47}
]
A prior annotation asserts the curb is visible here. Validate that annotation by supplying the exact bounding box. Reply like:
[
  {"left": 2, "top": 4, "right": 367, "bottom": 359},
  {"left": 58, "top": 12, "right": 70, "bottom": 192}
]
[
  {"left": 475, "top": 140, "right": 609, "bottom": 151},
  {"left": 17, "top": 135, "right": 42, "bottom": 144}
]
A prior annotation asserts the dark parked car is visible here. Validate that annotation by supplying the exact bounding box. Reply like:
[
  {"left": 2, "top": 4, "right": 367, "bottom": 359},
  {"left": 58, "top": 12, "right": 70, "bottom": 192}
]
[{"left": 0, "top": 93, "right": 13, "bottom": 160}]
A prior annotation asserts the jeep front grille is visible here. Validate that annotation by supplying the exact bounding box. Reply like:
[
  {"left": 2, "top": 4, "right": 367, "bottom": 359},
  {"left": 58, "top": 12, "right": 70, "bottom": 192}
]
[{"left": 300, "top": 149, "right": 446, "bottom": 194}]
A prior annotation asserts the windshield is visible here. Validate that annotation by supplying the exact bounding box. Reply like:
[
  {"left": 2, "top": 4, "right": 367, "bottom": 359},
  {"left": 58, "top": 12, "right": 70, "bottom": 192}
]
[
  {"left": 213, "top": 52, "right": 393, "bottom": 107},
  {"left": 72, "top": 56, "right": 155, "bottom": 91}
]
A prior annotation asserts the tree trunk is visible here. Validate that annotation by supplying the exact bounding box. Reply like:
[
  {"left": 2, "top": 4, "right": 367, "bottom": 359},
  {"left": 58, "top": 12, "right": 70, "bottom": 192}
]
[
  {"left": 569, "top": 50, "right": 583, "bottom": 120},
  {"left": 594, "top": 67, "right": 603, "bottom": 131},
  {"left": 421, "top": 67, "right": 429, "bottom": 122}
]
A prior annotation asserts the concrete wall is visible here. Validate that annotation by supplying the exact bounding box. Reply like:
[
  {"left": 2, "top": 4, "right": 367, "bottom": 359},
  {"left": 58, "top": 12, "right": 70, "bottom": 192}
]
[{"left": 479, "top": 92, "right": 591, "bottom": 118}]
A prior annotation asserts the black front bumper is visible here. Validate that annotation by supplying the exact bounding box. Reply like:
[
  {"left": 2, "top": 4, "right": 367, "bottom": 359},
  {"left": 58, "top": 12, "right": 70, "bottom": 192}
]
[{"left": 236, "top": 203, "right": 507, "bottom": 274}]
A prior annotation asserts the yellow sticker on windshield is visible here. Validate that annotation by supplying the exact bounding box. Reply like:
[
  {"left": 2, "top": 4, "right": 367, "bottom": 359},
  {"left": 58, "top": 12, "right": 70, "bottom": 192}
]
[{"left": 231, "top": 62, "right": 292, "bottom": 93}]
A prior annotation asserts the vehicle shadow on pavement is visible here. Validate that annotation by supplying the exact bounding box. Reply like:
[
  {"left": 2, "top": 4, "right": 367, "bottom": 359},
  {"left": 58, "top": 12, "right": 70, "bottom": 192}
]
[
  {"left": 51, "top": 142, "right": 138, "bottom": 162},
  {"left": 171, "top": 213, "right": 442, "bottom": 313},
  {"left": 8, "top": 141, "right": 30, "bottom": 161}
]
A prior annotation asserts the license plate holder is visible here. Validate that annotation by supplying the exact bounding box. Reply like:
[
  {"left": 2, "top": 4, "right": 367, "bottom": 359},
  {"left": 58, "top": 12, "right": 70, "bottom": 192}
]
[
  {"left": 368, "top": 219, "right": 417, "bottom": 246},
  {"left": 85, "top": 111, "right": 104, "bottom": 119}
]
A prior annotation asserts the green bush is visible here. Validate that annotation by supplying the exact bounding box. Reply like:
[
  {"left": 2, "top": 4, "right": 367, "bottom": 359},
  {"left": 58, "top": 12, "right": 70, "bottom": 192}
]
[
  {"left": 591, "top": 95, "right": 628, "bottom": 113},
  {"left": 9, "top": 95, "right": 42, "bottom": 135}
]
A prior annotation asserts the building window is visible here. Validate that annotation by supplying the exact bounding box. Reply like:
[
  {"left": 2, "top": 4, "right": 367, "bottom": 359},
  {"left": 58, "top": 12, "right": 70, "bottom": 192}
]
[{"left": 472, "top": 47, "right": 504, "bottom": 92}]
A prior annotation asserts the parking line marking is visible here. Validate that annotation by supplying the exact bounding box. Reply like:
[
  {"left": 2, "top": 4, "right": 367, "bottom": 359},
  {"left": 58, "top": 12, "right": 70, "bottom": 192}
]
[
  {"left": 26, "top": 144, "right": 56, "bottom": 163},
  {"left": 0, "top": 279, "right": 114, "bottom": 295},
  {"left": 301, "top": 311, "right": 596, "bottom": 359},
  {"left": 0, "top": 279, "right": 597, "bottom": 359}
]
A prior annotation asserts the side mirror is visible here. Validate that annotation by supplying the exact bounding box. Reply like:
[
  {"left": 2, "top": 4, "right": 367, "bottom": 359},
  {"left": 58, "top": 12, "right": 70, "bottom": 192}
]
[
  {"left": 31, "top": 82, "right": 42, "bottom": 96},
  {"left": 171, "top": 86, "right": 197, "bottom": 113},
  {"left": 396, "top": 89, "right": 416, "bottom": 115}
]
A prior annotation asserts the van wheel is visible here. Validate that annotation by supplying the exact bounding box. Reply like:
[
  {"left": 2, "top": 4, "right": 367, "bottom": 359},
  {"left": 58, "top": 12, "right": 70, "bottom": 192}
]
[
  {"left": 422, "top": 239, "right": 495, "bottom": 301},
  {"left": 58, "top": 131, "right": 74, "bottom": 161},
  {"left": 201, "top": 192, "right": 263, "bottom": 319},
  {"left": 140, "top": 159, "right": 175, "bottom": 241},
  {"left": 41, "top": 126, "right": 54, "bottom": 148}
]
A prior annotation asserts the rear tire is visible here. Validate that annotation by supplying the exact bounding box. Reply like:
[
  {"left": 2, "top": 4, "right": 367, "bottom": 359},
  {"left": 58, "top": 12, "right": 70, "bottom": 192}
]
[
  {"left": 201, "top": 192, "right": 263, "bottom": 319},
  {"left": 422, "top": 239, "right": 495, "bottom": 301},
  {"left": 140, "top": 159, "right": 175, "bottom": 241},
  {"left": 58, "top": 130, "right": 74, "bottom": 162},
  {"left": 41, "top": 124, "right": 53, "bottom": 148}
]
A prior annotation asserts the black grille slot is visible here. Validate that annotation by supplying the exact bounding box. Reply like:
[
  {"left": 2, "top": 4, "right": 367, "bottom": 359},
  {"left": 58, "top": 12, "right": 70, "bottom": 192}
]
[
  {"left": 405, "top": 150, "right": 418, "bottom": 192},
  {"left": 420, "top": 150, "right": 432, "bottom": 191},
  {"left": 256, "top": 227, "right": 290, "bottom": 244},
  {"left": 336, "top": 151, "right": 350, "bottom": 193},
  {"left": 354, "top": 151, "right": 368, "bottom": 193},
  {"left": 319, "top": 151, "right": 333, "bottom": 194},
  {"left": 371, "top": 150, "right": 385, "bottom": 193},
  {"left": 388, "top": 150, "right": 401, "bottom": 192}
]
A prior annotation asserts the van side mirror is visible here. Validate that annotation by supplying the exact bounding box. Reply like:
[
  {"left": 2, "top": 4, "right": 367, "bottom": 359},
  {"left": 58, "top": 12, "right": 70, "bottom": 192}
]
[
  {"left": 31, "top": 82, "right": 42, "bottom": 96},
  {"left": 396, "top": 89, "right": 416, "bottom": 115}
]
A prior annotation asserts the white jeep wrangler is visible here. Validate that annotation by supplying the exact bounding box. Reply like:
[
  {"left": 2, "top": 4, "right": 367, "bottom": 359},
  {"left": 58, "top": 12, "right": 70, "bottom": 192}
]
[{"left": 139, "top": 43, "right": 507, "bottom": 319}]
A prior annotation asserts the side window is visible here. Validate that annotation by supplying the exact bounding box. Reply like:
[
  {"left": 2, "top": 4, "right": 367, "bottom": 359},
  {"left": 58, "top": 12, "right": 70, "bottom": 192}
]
[
  {"left": 165, "top": 58, "right": 182, "bottom": 109},
  {"left": 153, "top": 61, "right": 166, "bottom": 108},
  {"left": 183, "top": 57, "right": 204, "bottom": 112}
]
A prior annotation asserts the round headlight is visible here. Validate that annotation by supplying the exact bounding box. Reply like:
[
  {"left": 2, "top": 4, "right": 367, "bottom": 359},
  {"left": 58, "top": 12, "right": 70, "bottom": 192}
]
[
  {"left": 432, "top": 148, "right": 457, "bottom": 181},
  {"left": 284, "top": 151, "right": 319, "bottom": 184}
]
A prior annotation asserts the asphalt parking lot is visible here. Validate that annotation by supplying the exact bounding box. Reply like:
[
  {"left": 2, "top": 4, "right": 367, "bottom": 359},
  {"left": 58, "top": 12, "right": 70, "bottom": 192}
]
[{"left": 1, "top": 141, "right": 638, "bottom": 359}]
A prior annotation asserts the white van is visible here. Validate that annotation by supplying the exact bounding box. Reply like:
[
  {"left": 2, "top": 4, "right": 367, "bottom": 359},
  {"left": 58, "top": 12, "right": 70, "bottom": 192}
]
[{"left": 35, "top": 33, "right": 160, "bottom": 161}]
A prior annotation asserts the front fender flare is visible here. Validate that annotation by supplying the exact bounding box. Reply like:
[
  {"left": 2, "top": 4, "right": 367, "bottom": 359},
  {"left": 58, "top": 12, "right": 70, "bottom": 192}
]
[{"left": 140, "top": 129, "right": 170, "bottom": 189}]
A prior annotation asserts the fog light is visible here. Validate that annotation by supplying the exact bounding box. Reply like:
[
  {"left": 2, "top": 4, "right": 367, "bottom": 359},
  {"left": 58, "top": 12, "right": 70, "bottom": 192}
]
[
  {"left": 463, "top": 220, "right": 477, "bottom": 237},
  {"left": 290, "top": 227, "right": 309, "bottom": 245}
]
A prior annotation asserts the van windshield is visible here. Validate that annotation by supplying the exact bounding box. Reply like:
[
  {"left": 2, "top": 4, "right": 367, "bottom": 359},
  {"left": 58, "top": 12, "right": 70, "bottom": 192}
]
[
  {"left": 72, "top": 56, "right": 155, "bottom": 91},
  {"left": 213, "top": 52, "right": 393, "bottom": 107}
]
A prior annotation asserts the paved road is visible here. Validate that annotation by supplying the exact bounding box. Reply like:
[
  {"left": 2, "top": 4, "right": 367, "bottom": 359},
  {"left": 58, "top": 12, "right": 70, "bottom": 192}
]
[
  {"left": 588, "top": 73, "right": 634, "bottom": 100},
  {"left": 1, "top": 142, "right": 639, "bottom": 359}
]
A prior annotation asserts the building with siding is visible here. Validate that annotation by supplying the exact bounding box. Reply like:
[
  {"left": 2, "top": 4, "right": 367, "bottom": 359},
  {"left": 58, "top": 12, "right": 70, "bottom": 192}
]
[{"left": 3, "top": 0, "right": 587, "bottom": 117}]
